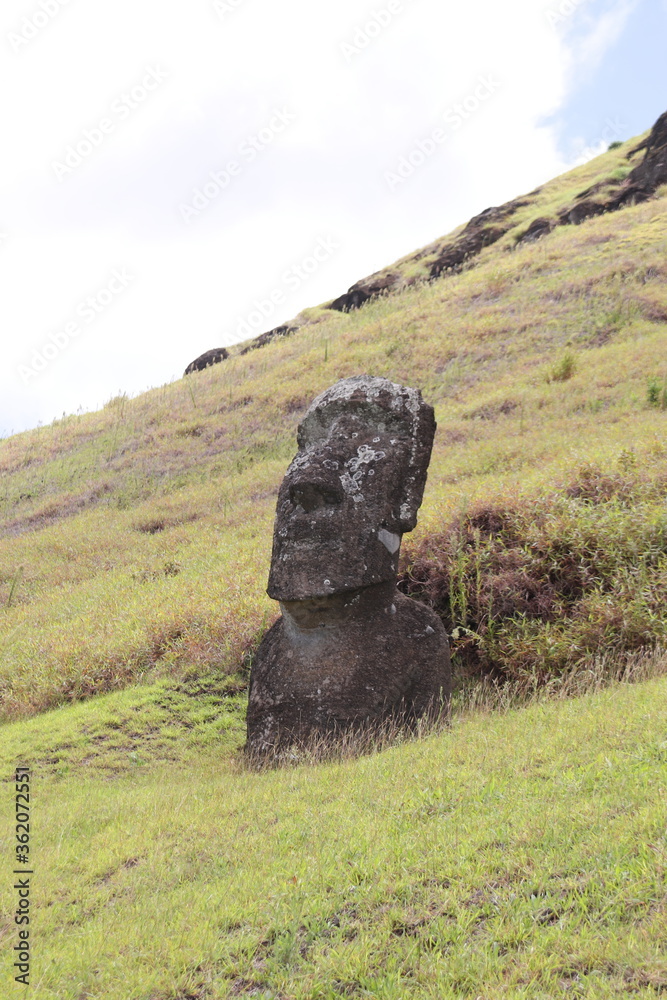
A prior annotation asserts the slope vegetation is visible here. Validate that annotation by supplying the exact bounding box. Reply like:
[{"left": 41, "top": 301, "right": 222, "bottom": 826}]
[
  {"left": 2, "top": 129, "right": 667, "bottom": 718},
  {"left": 1, "top": 670, "right": 666, "bottom": 998},
  {"left": 1, "top": 118, "right": 667, "bottom": 1000}
]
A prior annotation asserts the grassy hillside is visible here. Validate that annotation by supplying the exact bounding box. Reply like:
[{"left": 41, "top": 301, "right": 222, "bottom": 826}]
[
  {"left": 1, "top": 125, "right": 667, "bottom": 997},
  {"left": 1, "top": 133, "right": 666, "bottom": 718},
  {"left": 1, "top": 668, "right": 667, "bottom": 998}
]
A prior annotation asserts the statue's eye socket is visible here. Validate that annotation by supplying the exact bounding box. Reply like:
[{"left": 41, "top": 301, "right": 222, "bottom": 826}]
[{"left": 290, "top": 483, "right": 343, "bottom": 512}]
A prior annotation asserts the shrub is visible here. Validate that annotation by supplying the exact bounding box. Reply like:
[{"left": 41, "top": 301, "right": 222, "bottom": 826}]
[
  {"left": 545, "top": 351, "right": 576, "bottom": 384},
  {"left": 608, "top": 140, "right": 623, "bottom": 150},
  {"left": 398, "top": 467, "right": 667, "bottom": 690},
  {"left": 647, "top": 376, "right": 667, "bottom": 409}
]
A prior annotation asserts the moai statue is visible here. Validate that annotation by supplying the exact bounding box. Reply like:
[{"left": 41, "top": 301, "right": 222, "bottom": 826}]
[{"left": 246, "top": 375, "right": 451, "bottom": 753}]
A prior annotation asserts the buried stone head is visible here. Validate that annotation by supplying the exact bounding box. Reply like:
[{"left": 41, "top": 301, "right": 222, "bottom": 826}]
[{"left": 246, "top": 374, "right": 451, "bottom": 753}]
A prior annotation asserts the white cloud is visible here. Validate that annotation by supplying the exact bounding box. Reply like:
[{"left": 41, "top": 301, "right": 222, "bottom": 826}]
[
  {"left": 0, "top": 0, "right": 629, "bottom": 436},
  {"left": 563, "top": 0, "right": 639, "bottom": 81}
]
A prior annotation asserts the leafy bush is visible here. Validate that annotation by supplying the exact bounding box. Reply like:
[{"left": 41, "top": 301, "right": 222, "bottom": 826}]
[
  {"left": 647, "top": 376, "right": 667, "bottom": 409},
  {"left": 398, "top": 466, "right": 667, "bottom": 689},
  {"left": 545, "top": 351, "right": 576, "bottom": 383}
]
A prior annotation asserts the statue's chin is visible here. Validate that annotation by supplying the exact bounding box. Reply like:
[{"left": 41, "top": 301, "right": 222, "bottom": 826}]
[{"left": 280, "top": 581, "right": 397, "bottom": 629}]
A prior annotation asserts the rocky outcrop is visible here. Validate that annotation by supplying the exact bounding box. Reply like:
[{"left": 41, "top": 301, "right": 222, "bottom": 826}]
[
  {"left": 556, "top": 111, "right": 667, "bottom": 228},
  {"left": 324, "top": 111, "right": 667, "bottom": 313},
  {"left": 625, "top": 110, "right": 667, "bottom": 195},
  {"left": 184, "top": 322, "right": 302, "bottom": 372},
  {"left": 327, "top": 200, "right": 532, "bottom": 313},
  {"left": 184, "top": 348, "right": 229, "bottom": 376},
  {"left": 515, "top": 217, "right": 555, "bottom": 244},
  {"left": 558, "top": 199, "right": 609, "bottom": 226},
  {"left": 239, "top": 323, "right": 299, "bottom": 355},
  {"left": 246, "top": 375, "right": 451, "bottom": 753},
  {"left": 329, "top": 271, "right": 403, "bottom": 313},
  {"left": 191, "top": 111, "right": 667, "bottom": 359},
  {"left": 428, "top": 200, "right": 539, "bottom": 274},
  {"left": 428, "top": 222, "right": 507, "bottom": 279}
]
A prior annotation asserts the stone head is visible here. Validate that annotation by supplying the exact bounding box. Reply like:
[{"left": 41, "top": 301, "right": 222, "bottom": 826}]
[{"left": 267, "top": 375, "right": 436, "bottom": 601}]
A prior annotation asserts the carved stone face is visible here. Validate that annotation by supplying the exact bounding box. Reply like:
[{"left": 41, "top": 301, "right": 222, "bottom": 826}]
[{"left": 267, "top": 376, "right": 436, "bottom": 601}]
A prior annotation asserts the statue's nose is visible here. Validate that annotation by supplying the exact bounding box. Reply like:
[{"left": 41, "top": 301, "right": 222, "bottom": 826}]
[{"left": 289, "top": 480, "right": 344, "bottom": 513}]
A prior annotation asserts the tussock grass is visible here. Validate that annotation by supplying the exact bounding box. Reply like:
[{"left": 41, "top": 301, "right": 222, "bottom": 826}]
[{"left": 399, "top": 458, "right": 667, "bottom": 688}]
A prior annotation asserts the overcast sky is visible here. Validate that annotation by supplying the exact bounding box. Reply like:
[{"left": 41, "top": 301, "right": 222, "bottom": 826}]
[{"left": 1, "top": 0, "right": 665, "bottom": 438}]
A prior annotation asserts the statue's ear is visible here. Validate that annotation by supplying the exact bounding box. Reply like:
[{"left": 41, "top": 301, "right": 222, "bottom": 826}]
[{"left": 397, "top": 401, "right": 437, "bottom": 533}]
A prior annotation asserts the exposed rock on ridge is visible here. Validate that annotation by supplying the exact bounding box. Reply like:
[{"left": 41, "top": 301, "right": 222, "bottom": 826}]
[
  {"left": 184, "top": 348, "right": 229, "bottom": 375},
  {"left": 238, "top": 322, "right": 300, "bottom": 355},
  {"left": 327, "top": 108, "right": 667, "bottom": 312},
  {"left": 183, "top": 110, "right": 667, "bottom": 370}
]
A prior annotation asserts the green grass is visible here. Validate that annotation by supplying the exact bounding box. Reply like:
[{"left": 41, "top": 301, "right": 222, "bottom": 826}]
[
  {"left": 0, "top": 672, "right": 247, "bottom": 779},
  {"left": 1, "top": 670, "right": 667, "bottom": 998}
]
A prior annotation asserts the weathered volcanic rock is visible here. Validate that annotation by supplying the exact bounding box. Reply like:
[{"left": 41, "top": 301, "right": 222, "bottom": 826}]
[
  {"left": 246, "top": 375, "right": 451, "bottom": 753},
  {"left": 327, "top": 209, "right": 524, "bottom": 310},
  {"left": 239, "top": 323, "right": 299, "bottom": 355},
  {"left": 558, "top": 110, "right": 667, "bottom": 226},
  {"left": 323, "top": 111, "right": 667, "bottom": 317},
  {"left": 329, "top": 271, "right": 402, "bottom": 313},
  {"left": 515, "top": 217, "right": 555, "bottom": 244},
  {"left": 626, "top": 110, "right": 667, "bottom": 195},
  {"left": 184, "top": 348, "right": 229, "bottom": 376},
  {"left": 428, "top": 224, "right": 507, "bottom": 279},
  {"left": 248, "top": 582, "right": 449, "bottom": 751},
  {"left": 558, "top": 199, "right": 609, "bottom": 226},
  {"left": 428, "top": 199, "right": 531, "bottom": 278}
]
